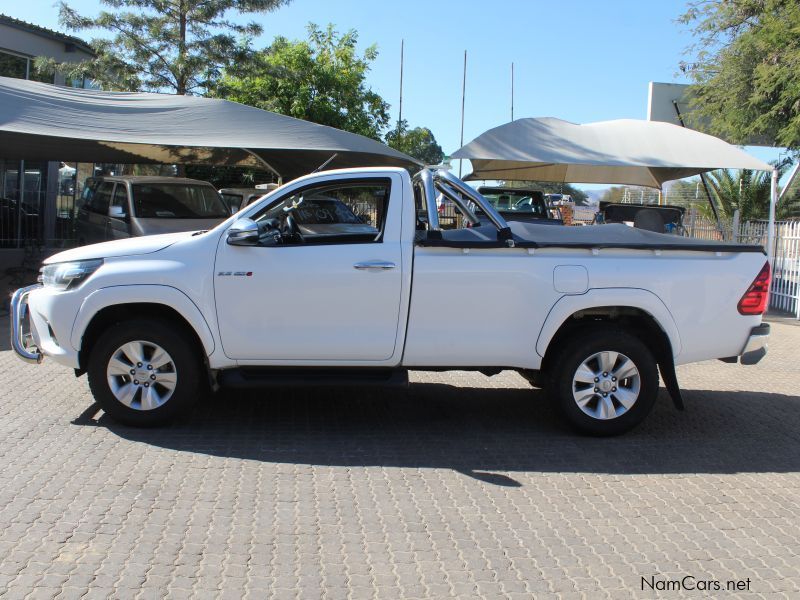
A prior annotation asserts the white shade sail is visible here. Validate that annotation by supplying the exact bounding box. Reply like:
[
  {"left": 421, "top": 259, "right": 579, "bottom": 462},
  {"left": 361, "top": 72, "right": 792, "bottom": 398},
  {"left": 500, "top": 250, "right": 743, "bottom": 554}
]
[
  {"left": 452, "top": 117, "right": 772, "bottom": 187},
  {"left": 0, "top": 76, "right": 419, "bottom": 179}
]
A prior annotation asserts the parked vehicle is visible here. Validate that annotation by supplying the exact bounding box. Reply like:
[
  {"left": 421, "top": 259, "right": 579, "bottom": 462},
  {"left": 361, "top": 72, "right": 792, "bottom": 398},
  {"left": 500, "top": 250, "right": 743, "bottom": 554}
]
[
  {"left": 75, "top": 176, "right": 229, "bottom": 245},
  {"left": 596, "top": 202, "right": 686, "bottom": 235},
  {"left": 11, "top": 167, "right": 770, "bottom": 435},
  {"left": 219, "top": 188, "right": 265, "bottom": 214},
  {"left": 478, "top": 187, "right": 563, "bottom": 224}
]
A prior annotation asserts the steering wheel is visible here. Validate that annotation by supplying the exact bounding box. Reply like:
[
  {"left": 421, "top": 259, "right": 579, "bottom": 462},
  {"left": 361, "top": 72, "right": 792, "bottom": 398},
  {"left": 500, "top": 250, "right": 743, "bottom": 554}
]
[{"left": 280, "top": 212, "right": 304, "bottom": 243}]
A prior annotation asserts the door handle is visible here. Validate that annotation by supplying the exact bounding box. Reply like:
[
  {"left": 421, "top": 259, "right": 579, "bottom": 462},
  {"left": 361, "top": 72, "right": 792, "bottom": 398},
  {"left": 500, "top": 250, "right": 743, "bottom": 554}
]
[{"left": 353, "top": 261, "right": 397, "bottom": 271}]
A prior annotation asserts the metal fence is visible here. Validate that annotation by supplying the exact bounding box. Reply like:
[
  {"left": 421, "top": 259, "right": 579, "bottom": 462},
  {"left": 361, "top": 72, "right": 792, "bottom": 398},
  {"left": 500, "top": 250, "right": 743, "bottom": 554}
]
[
  {"left": 0, "top": 161, "right": 82, "bottom": 249},
  {"left": 766, "top": 221, "right": 800, "bottom": 317},
  {"left": 685, "top": 212, "right": 800, "bottom": 318}
]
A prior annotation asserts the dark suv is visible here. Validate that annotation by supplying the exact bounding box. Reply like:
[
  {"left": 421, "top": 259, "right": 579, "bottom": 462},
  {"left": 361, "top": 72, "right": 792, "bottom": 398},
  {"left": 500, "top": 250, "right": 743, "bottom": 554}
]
[{"left": 76, "top": 176, "right": 229, "bottom": 245}]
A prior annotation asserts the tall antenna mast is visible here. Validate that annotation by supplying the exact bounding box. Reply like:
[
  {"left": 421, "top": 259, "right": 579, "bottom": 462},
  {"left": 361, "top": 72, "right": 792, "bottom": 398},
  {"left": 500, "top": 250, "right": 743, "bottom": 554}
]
[
  {"left": 459, "top": 49, "right": 467, "bottom": 176},
  {"left": 511, "top": 62, "right": 515, "bottom": 122},
  {"left": 398, "top": 39, "right": 404, "bottom": 128}
]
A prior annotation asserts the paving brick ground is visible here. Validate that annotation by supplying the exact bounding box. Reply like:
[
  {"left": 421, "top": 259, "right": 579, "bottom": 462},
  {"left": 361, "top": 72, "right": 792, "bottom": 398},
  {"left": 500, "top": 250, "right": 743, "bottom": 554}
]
[{"left": 0, "top": 315, "right": 798, "bottom": 599}]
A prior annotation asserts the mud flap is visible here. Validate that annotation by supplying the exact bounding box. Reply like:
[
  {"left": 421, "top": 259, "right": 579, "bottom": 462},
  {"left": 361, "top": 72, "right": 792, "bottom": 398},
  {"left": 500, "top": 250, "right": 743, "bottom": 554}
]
[{"left": 658, "top": 356, "right": 684, "bottom": 411}]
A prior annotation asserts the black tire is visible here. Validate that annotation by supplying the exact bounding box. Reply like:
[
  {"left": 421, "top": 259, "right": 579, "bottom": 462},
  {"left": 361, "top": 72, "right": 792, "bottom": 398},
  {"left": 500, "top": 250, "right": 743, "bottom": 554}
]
[
  {"left": 548, "top": 324, "right": 659, "bottom": 436},
  {"left": 87, "top": 318, "right": 203, "bottom": 426},
  {"left": 520, "top": 369, "right": 545, "bottom": 389}
]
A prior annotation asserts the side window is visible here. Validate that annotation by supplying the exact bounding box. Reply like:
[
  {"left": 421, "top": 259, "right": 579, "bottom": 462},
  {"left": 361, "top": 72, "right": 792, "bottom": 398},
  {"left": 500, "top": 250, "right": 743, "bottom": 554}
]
[
  {"left": 89, "top": 182, "right": 114, "bottom": 214},
  {"left": 251, "top": 179, "right": 391, "bottom": 245},
  {"left": 110, "top": 184, "right": 129, "bottom": 214}
]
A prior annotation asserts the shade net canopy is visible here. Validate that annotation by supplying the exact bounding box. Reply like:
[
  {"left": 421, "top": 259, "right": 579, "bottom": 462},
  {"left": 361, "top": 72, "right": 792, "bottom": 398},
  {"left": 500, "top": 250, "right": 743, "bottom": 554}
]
[
  {"left": 0, "top": 76, "right": 420, "bottom": 179},
  {"left": 452, "top": 117, "right": 771, "bottom": 187}
]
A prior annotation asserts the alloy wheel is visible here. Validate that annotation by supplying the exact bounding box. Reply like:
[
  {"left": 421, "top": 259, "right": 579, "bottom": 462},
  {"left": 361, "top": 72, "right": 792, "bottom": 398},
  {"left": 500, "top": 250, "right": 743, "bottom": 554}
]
[
  {"left": 571, "top": 350, "right": 641, "bottom": 420},
  {"left": 106, "top": 340, "right": 178, "bottom": 411}
]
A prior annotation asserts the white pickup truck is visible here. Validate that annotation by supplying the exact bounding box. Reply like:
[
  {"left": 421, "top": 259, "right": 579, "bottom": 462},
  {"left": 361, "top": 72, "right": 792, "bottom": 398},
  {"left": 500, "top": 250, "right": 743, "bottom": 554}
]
[{"left": 10, "top": 167, "right": 771, "bottom": 435}]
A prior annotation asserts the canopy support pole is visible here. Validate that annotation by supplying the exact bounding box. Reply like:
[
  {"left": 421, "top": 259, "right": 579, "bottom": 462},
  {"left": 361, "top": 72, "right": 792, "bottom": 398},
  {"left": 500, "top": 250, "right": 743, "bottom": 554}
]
[
  {"left": 767, "top": 167, "right": 778, "bottom": 266},
  {"left": 242, "top": 149, "right": 282, "bottom": 185},
  {"left": 16, "top": 160, "right": 26, "bottom": 249},
  {"left": 672, "top": 101, "right": 725, "bottom": 237}
]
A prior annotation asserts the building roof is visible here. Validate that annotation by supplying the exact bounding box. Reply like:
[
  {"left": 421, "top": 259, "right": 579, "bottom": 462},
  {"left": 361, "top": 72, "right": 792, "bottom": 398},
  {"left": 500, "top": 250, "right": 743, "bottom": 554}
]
[{"left": 0, "top": 14, "right": 94, "bottom": 56}]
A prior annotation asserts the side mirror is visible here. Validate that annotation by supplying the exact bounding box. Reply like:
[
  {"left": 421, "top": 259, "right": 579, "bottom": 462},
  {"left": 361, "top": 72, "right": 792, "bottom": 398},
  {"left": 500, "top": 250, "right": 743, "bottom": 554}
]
[
  {"left": 108, "top": 205, "right": 126, "bottom": 219},
  {"left": 226, "top": 218, "right": 260, "bottom": 246}
]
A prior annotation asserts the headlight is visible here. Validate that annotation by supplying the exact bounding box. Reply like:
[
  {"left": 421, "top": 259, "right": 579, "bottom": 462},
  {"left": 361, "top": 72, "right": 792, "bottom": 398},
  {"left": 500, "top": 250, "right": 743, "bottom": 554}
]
[{"left": 39, "top": 259, "right": 103, "bottom": 290}]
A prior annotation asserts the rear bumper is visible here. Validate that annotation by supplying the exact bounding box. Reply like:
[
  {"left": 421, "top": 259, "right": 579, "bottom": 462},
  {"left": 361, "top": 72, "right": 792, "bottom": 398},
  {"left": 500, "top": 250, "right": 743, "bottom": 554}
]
[
  {"left": 720, "top": 323, "right": 769, "bottom": 365},
  {"left": 740, "top": 323, "right": 769, "bottom": 365}
]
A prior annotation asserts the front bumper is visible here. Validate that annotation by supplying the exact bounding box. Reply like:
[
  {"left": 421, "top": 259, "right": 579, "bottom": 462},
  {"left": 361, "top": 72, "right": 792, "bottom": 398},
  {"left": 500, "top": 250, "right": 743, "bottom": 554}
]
[
  {"left": 9, "top": 284, "right": 43, "bottom": 364},
  {"left": 719, "top": 323, "right": 769, "bottom": 365}
]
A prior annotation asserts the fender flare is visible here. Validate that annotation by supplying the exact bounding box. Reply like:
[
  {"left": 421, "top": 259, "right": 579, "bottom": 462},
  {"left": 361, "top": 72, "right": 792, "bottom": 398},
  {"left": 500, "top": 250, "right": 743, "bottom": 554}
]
[
  {"left": 535, "top": 288, "right": 682, "bottom": 359},
  {"left": 70, "top": 285, "right": 215, "bottom": 355}
]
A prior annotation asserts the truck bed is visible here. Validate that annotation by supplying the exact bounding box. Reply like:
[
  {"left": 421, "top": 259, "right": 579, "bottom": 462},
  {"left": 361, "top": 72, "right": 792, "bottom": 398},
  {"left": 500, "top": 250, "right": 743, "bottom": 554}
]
[{"left": 417, "top": 222, "right": 765, "bottom": 253}]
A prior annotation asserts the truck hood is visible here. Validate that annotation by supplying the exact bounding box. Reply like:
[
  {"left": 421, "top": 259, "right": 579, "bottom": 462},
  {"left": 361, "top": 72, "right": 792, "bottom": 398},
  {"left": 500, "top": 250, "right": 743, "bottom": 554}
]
[
  {"left": 133, "top": 217, "right": 226, "bottom": 236},
  {"left": 44, "top": 231, "right": 196, "bottom": 264}
]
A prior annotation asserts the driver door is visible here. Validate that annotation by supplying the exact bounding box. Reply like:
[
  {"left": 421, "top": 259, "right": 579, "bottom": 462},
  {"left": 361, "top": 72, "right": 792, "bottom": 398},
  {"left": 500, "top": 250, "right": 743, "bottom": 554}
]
[{"left": 213, "top": 173, "right": 405, "bottom": 362}]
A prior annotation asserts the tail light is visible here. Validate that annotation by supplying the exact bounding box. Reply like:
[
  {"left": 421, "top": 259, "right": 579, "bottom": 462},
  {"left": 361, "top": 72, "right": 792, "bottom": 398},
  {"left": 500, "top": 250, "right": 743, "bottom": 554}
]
[{"left": 737, "top": 261, "right": 771, "bottom": 315}]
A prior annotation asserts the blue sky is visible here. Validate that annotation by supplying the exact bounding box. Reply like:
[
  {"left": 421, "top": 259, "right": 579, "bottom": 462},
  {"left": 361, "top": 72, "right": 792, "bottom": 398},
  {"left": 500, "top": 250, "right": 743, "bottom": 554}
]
[{"left": 4, "top": 0, "right": 785, "bottom": 185}]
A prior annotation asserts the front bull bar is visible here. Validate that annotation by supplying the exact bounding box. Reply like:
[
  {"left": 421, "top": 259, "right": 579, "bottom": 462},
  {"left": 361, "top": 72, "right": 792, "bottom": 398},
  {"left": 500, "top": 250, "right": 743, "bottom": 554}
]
[{"left": 9, "top": 285, "right": 43, "bottom": 364}]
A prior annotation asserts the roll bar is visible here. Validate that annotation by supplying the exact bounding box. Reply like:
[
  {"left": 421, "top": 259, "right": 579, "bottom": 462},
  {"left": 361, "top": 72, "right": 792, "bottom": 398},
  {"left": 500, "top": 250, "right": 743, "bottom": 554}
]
[
  {"left": 434, "top": 180, "right": 481, "bottom": 227},
  {"left": 414, "top": 168, "right": 511, "bottom": 242},
  {"left": 414, "top": 169, "right": 440, "bottom": 231}
]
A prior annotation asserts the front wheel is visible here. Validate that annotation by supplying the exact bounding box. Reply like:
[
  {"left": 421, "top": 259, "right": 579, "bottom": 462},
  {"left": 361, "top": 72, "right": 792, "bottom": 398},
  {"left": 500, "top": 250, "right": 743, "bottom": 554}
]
[
  {"left": 87, "top": 318, "right": 203, "bottom": 426},
  {"left": 549, "top": 325, "right": 659, "bottom": 436}
]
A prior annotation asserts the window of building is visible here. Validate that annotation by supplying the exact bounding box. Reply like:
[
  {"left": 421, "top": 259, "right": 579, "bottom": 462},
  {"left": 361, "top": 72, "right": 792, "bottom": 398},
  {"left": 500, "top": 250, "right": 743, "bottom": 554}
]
[{"left": 0, "top": 50, "right": 28, "bottom": 79}]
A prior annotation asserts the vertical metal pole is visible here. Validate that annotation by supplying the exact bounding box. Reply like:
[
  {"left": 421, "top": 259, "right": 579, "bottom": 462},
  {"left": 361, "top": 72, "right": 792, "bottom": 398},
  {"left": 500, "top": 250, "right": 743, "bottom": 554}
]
[
  {"left": 767, "top": 167, "right": 778, "bottom": 265},
  {"left": 398, "top": 39, "right": 404, "bottom": 128},
  {"left": 511, "top": 62, "right": 514, "bottom": 122},
  {"left": 672, "top": 101, "right": 723, "bottom": 233},
  {"left": 16, "top": 159, "right": 24, "bottom": 248},
  {"left": 459, "top": 50, "right": 467, "bottom": 177}
]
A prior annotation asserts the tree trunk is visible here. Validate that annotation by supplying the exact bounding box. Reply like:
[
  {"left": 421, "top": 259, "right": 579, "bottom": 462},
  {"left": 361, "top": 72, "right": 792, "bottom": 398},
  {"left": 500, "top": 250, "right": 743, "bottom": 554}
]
[{"left": 177, "top": 0, "right": 187, "bottom": 94}]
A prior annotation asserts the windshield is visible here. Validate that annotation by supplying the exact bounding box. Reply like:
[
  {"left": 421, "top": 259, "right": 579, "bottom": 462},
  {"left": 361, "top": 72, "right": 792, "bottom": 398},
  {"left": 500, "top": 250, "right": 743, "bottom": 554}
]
[
  {"left": 481, "top": 190, "right": 549, "bottom": 217},
  {"left": 132, "top": 183, "right": 229, "bottom": 219}
]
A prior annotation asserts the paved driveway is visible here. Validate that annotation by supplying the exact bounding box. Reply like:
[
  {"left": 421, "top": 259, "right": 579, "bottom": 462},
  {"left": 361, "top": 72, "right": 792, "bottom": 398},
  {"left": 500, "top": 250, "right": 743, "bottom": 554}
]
[{"left": 0, "top": 317, "right": 799, "bottom": 599}]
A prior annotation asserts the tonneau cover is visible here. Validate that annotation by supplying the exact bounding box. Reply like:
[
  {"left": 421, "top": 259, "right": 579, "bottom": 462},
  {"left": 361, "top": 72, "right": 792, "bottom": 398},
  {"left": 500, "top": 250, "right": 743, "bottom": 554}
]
[{"left": 418, "top": 222, "right": 765, "bottom": 253}]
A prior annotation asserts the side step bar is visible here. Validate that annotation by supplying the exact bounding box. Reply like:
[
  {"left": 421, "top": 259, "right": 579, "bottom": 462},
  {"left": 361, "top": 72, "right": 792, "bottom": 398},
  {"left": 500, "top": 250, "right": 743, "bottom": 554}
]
[{"left": 217, "top": 367, "right": 409, "bottom": 389}]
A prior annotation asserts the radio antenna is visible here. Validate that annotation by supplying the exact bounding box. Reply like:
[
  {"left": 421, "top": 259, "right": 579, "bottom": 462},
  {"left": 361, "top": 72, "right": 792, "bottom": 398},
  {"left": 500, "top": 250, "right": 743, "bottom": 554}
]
[{"left": 312, "top": 153, "right": 338, "bottom": 173}]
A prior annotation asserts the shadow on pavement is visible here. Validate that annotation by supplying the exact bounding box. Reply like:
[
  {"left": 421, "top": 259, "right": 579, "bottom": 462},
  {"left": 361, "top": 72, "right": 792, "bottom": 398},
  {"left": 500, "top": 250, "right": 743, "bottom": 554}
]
[{"left": 72, "top": 383, "right": 800, "bottom": 482}]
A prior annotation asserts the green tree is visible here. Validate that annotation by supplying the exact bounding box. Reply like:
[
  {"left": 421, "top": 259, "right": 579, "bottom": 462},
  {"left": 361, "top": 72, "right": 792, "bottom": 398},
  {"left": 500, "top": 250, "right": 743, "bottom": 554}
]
[
  {"left": 213, "top": 24, "right": 389, "bottom": 140},
  {"left": 598, "top": 186, "right": 627, "bottom": 204},
  {"left": 385, "top": 120, "right": 444, "bottom": 164},
  {"left": 679, "top": 0, "right": 800, "bottom": 149},
  {"left": 39, "top": 0, "right": 290, "bottom": 94},
  {"left": 705, "top": 167, "right": 800, "bottom": 220}
]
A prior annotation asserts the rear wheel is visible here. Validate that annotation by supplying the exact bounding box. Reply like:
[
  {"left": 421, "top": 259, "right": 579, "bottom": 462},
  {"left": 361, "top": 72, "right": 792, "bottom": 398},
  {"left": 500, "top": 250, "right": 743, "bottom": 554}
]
[
  {"left": 87, "top": 318, "right": 202, "bottom": 426},
  {"left": 548, "top": 325, "right": 659, "bottom": 436}
]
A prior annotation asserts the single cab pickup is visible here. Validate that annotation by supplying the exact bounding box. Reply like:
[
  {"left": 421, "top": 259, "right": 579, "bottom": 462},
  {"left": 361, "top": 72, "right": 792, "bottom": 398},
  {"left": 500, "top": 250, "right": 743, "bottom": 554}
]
[{"left": 10, "top": 167, "right": 771, "bottom": 435}]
